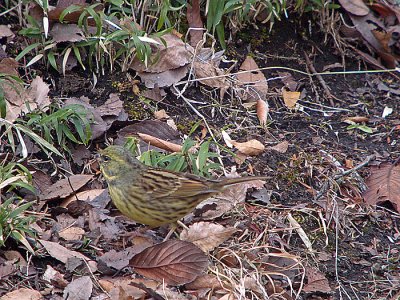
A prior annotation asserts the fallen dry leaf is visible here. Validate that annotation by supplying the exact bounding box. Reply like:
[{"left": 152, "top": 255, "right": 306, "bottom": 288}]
[
  {"left": 277, "top": 71, "right": 298, "bottom": 91},
  {"left": 180, "top": 222, "right": 237, "bottom": 252},
  {"left": 287, "top": 213, "right": 313, "bottom": 252},
  {"left": 61, "top": 188, "right": 105, "bottom": 208},
  {"left": 63, "top": 276, "right": 93, "bottom": 300},
  {"left": 382, "top": 106, "right": 393, "bottom": 118},
  {"left": 184, "top": 274, "right": 225, "bottom": 290},
  {"left": 39, "top": 240, "right": 97, "bottom": 272},
  {"left": 130, "top": 240, "right": 208, "bottom": 286},
  {"left": 71, "top": 144, "right": 91, "bottom": 166},
  {"left": 137, "top": 132, "right": 184, "bottom": 153},
  {"left": 27, "top": 76, "right": 51, "bottom": 110},
  {"left": 0, "top": 59, "right": 50, "bottom": 122},
  {"left": 42, "top": 265, "right": 68, "bottom": 288},
  {"left": 116, "top": 120, "right": 182, "bottom": 153},
  {"left": 138, "top": 65, "right": 189, "bottom": 88},
  {"left": 3, "top": 250, "right": 27, "bottom": 266},
  {"left": 154, "top": 109, "right": 169, "bottom": 119},
  {"left": 269, "top": 141, "right": 289, "bottom": 153},
  {"left": 59, "top": 227, "right": 85, "bottom": 241},
  {"left": 130, "top": 33, "right": 193, "bottom": 88},
  {"left": 99, "top": 277, "right": 159, "bottom": 299},
  {"left": 282, "top": 90, "right": 301, "bottom": 109},
  {"left": 343, "top": 116, "right": 369, "bottom": 123},
  {"left": 231, "top": 139, "right": 265, "bottom": 156},
  {"left": 141, "top": 85, "right": 166, "bottom": 101},
  {"left": 0, "top": 263, "right": 16, "bottom": 280},
  {"left": 221, "top": 130, "right": 233, "bottom": 148},
  {"left": 154, "top": 109, "right": 177, "bottom": 131},
  {"left": 39, "top": 174, "right": 93, "bottom": 201},
  {"left": 302, "top": 266, "right": 332, "bottom": 293},
  {"left": 363, "top": 163, "right": 400, "bottom": 212},
  {"left": 236, "top": 56, "right": 268, "bottom": 103},
  {"left": 218, "top": 293, "right": 236, "bottom": 300},
  {"left": 65, "top": 94, "right": 128, "bottom": 139},
  {"left": 215, "top": 248, "right": 241, "bottom": 268},
  {"left": 98, "top": 247, "right": 139, "bottom": 272},
  {"left": 50, "top": 23, "right": 85, "bottom": 43},
  {"left": 154, "top": 284, "right": 193, "bottom": 300},
  {"left": 0, "top": 288, "right": 42, "bottom": 300},
  {"left": 193, "top": 49, "right": 228, "bottom": 90},
  {"left": 260, "top": 252, "right": 302, "bottom": 283},
  {"left": 96, "top": 93, "right": 127, "bottom": 119},
  {"left": 346, "top": 10, "right": 398, "bottom": 68},
  {"left": 345, "top": 159, "right": 354, "bottom": 169},
  {"left": 131, "top": 33, "right": 193, "bottom": 73},
  {"left": 0, "top": 25, "right": 14, "bottom": 39},
  {"left": 338, "top": 0, "right": 369, "bottom": 16}
]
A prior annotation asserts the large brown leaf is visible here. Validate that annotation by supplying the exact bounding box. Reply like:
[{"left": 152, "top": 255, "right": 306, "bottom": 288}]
[
  {"left": 130, "top": 240, "right": 208, "bottom": 286},
  {"left": 363, "top": 163, "right": 400, "bottom": 212}
]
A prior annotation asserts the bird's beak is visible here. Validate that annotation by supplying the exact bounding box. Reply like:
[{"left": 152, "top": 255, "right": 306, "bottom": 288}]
[{"left": 95, "top": 153, "right": 102, "bottom": 163}]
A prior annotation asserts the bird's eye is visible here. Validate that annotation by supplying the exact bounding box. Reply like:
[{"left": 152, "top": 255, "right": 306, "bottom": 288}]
[{"left": 102, "top": 155, "right": 111, "bottom": 163}]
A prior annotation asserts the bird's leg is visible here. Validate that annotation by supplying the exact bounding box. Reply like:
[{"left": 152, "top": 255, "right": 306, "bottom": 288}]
[
  {"left": 163, "top": 223, "right": 177, "bottom": 241},
  {"left": 163, "top": 220, "right": 189, "bottom": 241}
]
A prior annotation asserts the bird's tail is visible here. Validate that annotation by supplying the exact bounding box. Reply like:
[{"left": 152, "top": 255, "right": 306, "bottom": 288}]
[{"left": 217, "top": 176, "right": 268, "bottom": 187}]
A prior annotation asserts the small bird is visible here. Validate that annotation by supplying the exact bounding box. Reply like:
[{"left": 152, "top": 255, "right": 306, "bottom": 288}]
[{"left": 98, "top": 145, "right": 267, "bottom": 227}]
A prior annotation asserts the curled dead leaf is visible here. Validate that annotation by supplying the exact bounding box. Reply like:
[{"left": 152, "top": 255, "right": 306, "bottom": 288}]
[
  {"left": 180, "top": 222, "right": 237, "bottom": 252},
  {"left": 343, "top": 116, "right": 369, "bottom": 123},
  {"left": 231, "top": 139, "right": 265, "bottom": 156},
  {"left": 282, "top": 90, "right": 300, "bottom": 109},
  {"left": 256, "top": 99, "right": 269, "bottom": 126},
  {"left": 137, "top": 132, "right": 185, "bottom": 153}
]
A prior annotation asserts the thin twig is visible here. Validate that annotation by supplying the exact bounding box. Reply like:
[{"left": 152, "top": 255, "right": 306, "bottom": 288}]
[
  {"left": 303, "top": 51, "right": 337, "bottom": 106},
  {"left": 315, "top": 154, "right": 375, "bottom": 201},
  {"left": 334, "top": 155, "right": 375, "bottom": 179}
]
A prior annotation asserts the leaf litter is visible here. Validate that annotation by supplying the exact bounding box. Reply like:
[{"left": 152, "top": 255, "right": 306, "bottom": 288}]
[{"left": 2, "top": 7, "right": 400, "bottom": 300}]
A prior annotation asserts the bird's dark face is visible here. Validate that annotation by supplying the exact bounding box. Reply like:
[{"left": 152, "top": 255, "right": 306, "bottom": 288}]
[{"left": 98, "top": 145, "right": 141, "bottom": 181}]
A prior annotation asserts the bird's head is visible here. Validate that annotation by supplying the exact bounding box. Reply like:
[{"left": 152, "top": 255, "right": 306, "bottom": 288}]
[{"left": 97, "top": 145, "right": 142, "bottom": 181}]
